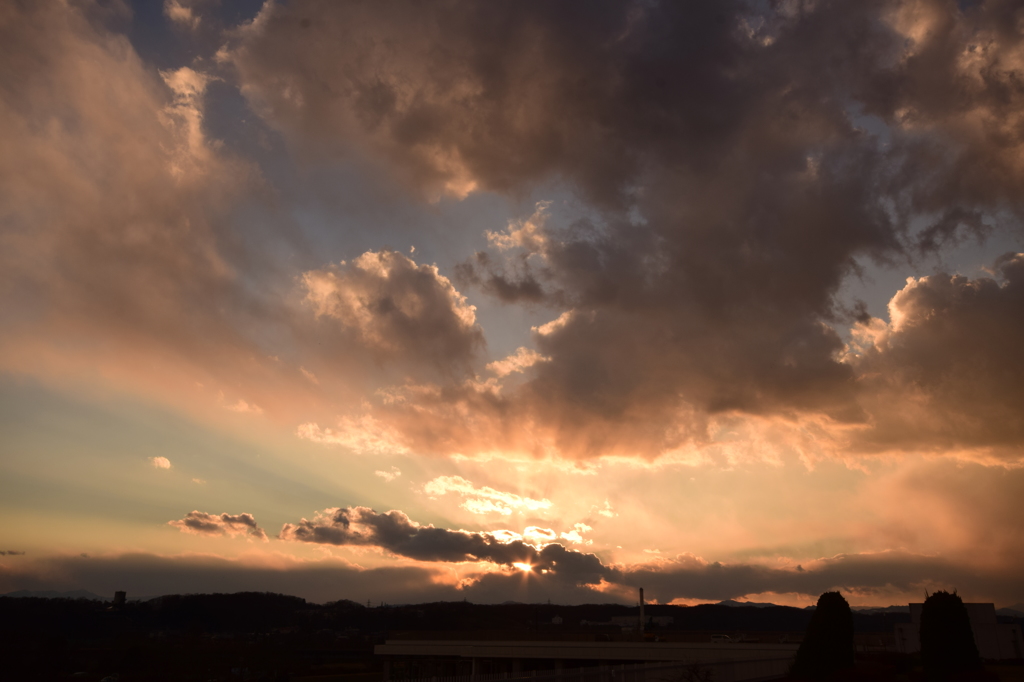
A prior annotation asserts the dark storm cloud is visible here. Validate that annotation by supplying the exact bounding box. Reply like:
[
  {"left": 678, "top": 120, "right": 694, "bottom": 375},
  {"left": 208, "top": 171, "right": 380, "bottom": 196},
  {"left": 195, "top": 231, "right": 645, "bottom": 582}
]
[
  {"left": 232, "top": 0, "right": 1024, "bottom": 461},
  {"left": 848, "top": 252, "right": 1024, "bottom": 453},
  {"left": 276, "top": 506, "right": 1024, "bottom": 604},
  {"left": 301, "top": 250, "right": 484, "bottom": 372},
  {"left": 169, "top": 511, "right": 269, "bottom": 541},
  {"left": 230, "top": 0, "right": 750, "bottom": 203},
  {"left": 279, "top": 506, "right": 607, "bottom": 583}
]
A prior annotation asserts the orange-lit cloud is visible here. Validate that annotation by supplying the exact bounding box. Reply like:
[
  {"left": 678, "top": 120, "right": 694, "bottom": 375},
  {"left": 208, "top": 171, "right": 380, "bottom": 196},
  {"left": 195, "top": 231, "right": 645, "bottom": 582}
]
[
  {"left": 423, "top": 475, "right": 552, "bottom": 516},
  {"left": 301, "top": 250, "right": 482, "bottom": 370},
  {"left": 169, "top": 511, "right": 269, "bottom": 542}
]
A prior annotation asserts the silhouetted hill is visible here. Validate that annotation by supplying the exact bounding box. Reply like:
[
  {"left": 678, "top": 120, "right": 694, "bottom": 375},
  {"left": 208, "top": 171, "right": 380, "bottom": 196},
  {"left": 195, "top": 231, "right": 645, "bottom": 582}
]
[
  {"left": 0, "top": 593, "right": 916, "bottom": 681},
  {"left": 3, "top": 589, "right": 108, "bottom": 600},
  {"left": 0, "top": 593, "right": 912, "bottom": 636},
  {"left": 852, "top": 605, "right": 911, "bottom": 614},
  {"left": 716, "top": 599, "right": 780, "bottom": 608}
]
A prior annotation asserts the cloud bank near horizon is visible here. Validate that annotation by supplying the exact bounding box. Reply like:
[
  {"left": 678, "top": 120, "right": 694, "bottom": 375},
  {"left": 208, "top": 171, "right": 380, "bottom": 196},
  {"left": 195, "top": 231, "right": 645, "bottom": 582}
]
[{"left": 2, "top": 545, "right": 1019, "bottom": 608}]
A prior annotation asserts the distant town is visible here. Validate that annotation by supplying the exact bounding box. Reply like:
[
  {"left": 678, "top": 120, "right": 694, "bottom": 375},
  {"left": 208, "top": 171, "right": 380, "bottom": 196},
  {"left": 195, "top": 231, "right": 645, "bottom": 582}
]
[{"left": 3, "top": 589, "right": 1022, "bottom": 681}]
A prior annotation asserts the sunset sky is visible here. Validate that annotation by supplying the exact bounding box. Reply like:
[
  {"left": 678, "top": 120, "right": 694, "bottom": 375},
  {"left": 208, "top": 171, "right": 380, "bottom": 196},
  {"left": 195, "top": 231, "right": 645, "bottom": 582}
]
[{"left": 2, "top": 0, "right": 1024, "bottom": 608}]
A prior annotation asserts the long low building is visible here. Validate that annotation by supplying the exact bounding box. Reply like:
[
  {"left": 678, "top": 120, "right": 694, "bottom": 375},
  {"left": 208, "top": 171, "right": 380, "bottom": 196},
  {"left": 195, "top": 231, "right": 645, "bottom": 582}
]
[{"left": 375, "top": 639, "right": 800, "bottom": 682}]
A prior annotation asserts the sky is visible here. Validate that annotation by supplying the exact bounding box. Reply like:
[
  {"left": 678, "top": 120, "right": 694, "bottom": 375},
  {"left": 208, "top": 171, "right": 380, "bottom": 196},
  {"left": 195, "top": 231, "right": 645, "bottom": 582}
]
[{"left": 1, "top": 0, "right": 1023, "bottom": 608}]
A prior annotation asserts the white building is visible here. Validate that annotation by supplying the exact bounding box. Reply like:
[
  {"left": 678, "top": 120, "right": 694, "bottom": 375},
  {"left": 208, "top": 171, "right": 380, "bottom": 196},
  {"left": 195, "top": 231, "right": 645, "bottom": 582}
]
[{"left": 895, "top": 602, "right": 1024, "bottom": 660}]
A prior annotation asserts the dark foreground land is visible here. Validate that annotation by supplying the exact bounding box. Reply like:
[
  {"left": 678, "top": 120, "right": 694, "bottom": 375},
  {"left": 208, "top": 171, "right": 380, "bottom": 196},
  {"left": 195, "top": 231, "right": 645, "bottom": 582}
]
[{"left": 1, "top": 593, "right": 1021, "bottom": 681}]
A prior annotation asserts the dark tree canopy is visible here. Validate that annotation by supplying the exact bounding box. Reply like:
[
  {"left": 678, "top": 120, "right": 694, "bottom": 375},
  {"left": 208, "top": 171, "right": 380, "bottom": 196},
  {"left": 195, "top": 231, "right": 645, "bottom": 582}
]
[
  {"left": 791, "top": 591, "right": 855, "bottom": 680},
  {"left": 920, "top": 591, "right": 982, "bottom": 679}
]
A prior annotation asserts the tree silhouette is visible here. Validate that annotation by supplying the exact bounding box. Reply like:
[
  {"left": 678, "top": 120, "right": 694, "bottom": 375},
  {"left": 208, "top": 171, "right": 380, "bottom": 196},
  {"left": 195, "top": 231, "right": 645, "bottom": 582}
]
[
  {"left": 920, "top": 591, "right": 982, "bottom": 680},
  {"left": 791, "top": 591, "right": 854, "bottom": 680}
]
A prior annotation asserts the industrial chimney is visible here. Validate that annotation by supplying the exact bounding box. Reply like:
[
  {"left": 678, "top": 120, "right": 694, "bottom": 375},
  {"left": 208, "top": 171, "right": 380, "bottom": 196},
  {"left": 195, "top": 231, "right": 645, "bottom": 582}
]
[{"left": 639, "top": 587, "right": 645, "bottom": 633}]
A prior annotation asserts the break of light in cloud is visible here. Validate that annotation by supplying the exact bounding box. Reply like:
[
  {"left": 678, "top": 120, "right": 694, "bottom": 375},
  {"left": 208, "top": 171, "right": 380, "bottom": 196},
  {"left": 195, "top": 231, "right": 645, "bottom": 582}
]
[
  {"left": 0, "top": 0, "right": 1022, "bottom": 607},
  {"left": 423, "top": 476, "right": 552, "bottom": 516}
]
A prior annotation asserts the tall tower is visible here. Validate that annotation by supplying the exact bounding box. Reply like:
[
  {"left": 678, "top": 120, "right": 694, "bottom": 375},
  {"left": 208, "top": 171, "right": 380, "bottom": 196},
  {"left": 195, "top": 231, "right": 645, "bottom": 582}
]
[{"left": 639, "top": 587, "right": 645, "bottom": 633}]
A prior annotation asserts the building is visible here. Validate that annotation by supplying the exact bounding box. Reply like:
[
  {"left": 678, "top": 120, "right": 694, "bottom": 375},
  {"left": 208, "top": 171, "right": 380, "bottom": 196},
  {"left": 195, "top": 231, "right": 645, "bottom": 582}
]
[{"left": 895, "top": 603, "right": 1024, "bottom": 660}]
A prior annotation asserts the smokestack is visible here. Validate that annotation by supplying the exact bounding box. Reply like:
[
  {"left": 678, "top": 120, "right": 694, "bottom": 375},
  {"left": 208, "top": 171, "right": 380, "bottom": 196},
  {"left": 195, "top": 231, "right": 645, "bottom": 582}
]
[{"left": 639, "top": 587, "right": 645, "bottom": 633}]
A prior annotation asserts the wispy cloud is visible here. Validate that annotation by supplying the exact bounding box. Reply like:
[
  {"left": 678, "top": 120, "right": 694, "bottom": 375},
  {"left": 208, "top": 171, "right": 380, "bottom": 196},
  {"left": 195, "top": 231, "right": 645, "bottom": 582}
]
[
  {"left": 225, "top": 399, "right": 263, "bottom": 415},
  {"left": 423, "top": 475, "right": 551, "bottom": 515},
  {"left": 561, "top": 523, "right": 593, "bottom": 545},
  {"left": 486, "top": 347, "right": 549, "bottom": 378},
  {"left": 297, "top": 417, "right": 410, "bottom": 455},
  {"left": 375, "top": 467, "right": 401, "bottom": 482}
]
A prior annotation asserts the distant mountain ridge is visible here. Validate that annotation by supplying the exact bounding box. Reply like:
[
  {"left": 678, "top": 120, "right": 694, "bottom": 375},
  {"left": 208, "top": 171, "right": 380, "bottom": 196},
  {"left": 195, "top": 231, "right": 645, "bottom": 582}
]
[
  {"left": 3, "top": 589, "right": 109, "bottom": 600},
  {"left": 717, "top": 599, "right": 1019, "bottom": 617},
  {"left": 716, "top": 599, "right": 910, "bottom": 613},
  {"left": 3, "top": 591, "right": 1017, "bottom": 617},
  {"left": 715, "top": 599, "right": 782, "bottom": 609},
  {"left": 851, "top": 605, "right": 911, "bottom": 614}
]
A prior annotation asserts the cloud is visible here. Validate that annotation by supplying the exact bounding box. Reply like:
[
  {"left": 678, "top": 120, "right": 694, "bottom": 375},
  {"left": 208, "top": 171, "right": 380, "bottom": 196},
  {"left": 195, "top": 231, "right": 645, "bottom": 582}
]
[
  {"left": 0, "top": 552, "right": 456, "bottom": 605},
  {"left": 278, "top": 506, "right": 604, "bottom": 581},
  {"left": 619, "top": 549, "right": 1024, "bottom": 606},
  {"left": 560, "top": 523, "right": 593, "bottom": 545},
  {"left": 487, "top": 347, "right": 549, "bottom": 378},
  {"left": 150, "top": 457, "right": 172, "bottom": 470},
  {"left": 0, "top": 551, "right": 26, "bottom": 556},
  {"left": 297, "top": 416, "right": 411, "bottom": 455},
  {"left": 0, "top": 1, "right": 304, "bottom": 425},
  {"left": 221, "top": 0, "right": 1024, "bottom": 464},
  {"left": 3, "top": 545, "right": 1019, "bottom": 607},
  {"left": 845, "top": 254, "right": 1024, "bottom": 459},
  {"left": 375, "top": 467, "right": 401, "bottom": 482},
  {"left": 487, "top": 202, "right": 552, "bottom": 254},
  {"left": 275, "top": 504, "right": 1024, "bottom": 603},
  {"left": 423, "top": 475, "right": 552, "bottom": 515},
  {"left": 532, "top": 311, "right": 574, "bottom": 337},
  {"left": 3, "top": 0, "right": 1024, "bottom": 481},
  {"left": 225, "top": 399, "right": 263, "bottom": 415},
  {"left": 523, "top": 527, "right": 558, "bottom": 544},
  {"left": 302, "top": 251, "right": 483, "bottom": 371},
  {"left": 169, "top": 511, "right": 269, "bottom": 541},
  {"left": 164, "top": 0, "right": 201, "bottom": 30}
]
